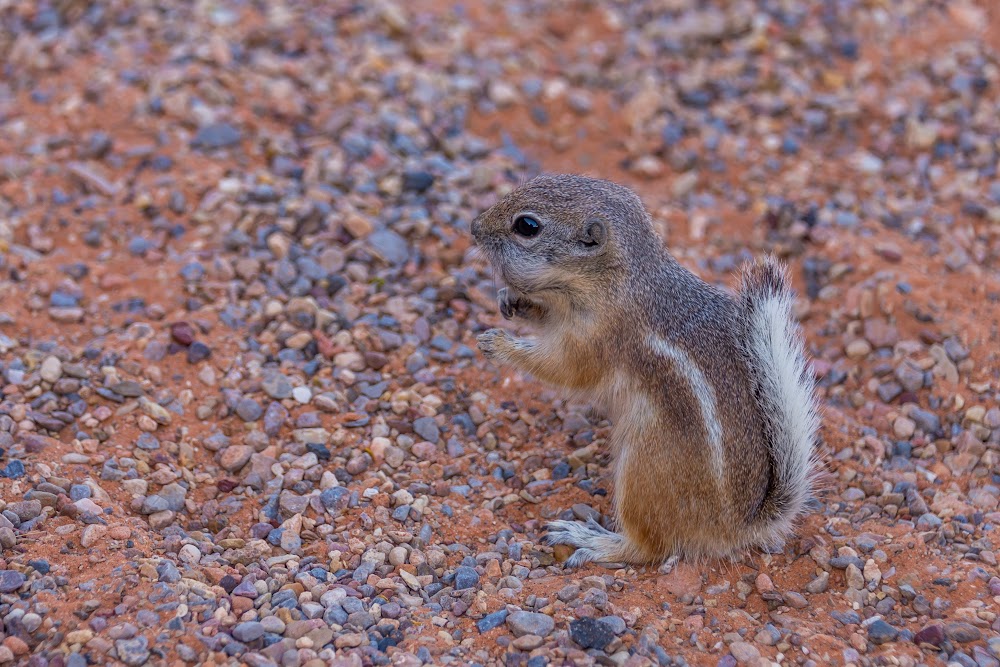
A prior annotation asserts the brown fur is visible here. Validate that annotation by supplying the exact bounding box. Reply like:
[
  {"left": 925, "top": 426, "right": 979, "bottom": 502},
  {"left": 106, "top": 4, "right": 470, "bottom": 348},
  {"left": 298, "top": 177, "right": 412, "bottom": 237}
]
[{"left": 472, "top": 174, "right": 819, "bottom": 566}]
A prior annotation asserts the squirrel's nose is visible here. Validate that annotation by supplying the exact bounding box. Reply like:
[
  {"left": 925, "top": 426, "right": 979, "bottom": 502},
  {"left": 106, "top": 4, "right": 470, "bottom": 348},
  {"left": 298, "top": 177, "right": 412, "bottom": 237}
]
[{"left": 470, "top": 217, "right": 481, "bottom": 239}]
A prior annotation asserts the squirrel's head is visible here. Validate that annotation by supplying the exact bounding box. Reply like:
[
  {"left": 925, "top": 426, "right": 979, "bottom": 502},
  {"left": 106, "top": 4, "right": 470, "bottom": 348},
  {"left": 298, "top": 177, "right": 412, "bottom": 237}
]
[{"left": 471, "top": 174, "right": 661, "bottom": 298}]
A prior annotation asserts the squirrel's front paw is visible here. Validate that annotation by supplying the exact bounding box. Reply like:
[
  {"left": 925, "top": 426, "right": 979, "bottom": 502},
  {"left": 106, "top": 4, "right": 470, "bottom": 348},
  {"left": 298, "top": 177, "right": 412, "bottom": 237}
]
[
  {"left": 477, "top": 328, "right": 513, "bottom": 361},
  {"left": 497, "top": 287, "right": 539, "bottom": 321}
]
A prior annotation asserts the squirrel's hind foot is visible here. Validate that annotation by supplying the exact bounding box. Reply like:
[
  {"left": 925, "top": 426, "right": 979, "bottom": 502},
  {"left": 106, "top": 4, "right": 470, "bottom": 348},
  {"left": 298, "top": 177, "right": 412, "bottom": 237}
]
[
  {"left": 657, "top": 554, "right": 680, "bottom": 574},
  {"left": 545, "top": 517, "right": 631, "bottom": 568}
]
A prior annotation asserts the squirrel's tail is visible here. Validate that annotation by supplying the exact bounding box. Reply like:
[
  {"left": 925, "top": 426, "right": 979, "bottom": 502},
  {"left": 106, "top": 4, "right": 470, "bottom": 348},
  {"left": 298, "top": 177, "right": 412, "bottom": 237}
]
[{"left": 737, "top": 256, "right": 821, "bottom": 548}]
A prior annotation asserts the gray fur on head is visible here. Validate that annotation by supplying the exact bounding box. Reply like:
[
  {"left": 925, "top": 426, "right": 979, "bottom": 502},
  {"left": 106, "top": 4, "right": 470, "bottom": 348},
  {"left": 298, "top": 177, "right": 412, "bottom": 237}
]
[{"left": 471, "top": 174, "right": 664, "bottom": 298}]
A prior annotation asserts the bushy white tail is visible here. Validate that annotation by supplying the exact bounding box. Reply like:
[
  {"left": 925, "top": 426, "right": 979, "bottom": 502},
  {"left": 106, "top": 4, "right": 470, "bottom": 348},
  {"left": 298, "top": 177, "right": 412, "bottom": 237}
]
[{"left": 738, "top": 256, "right": 820, "bottom": 544}]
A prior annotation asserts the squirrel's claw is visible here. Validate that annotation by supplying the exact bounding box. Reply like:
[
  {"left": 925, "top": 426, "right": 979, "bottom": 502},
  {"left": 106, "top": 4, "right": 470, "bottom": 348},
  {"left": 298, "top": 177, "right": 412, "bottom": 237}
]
[
  {"left": 497, "top": 287, "right": 516, "bottom": 319},
  {"left": 498, "top": 286, "right": 543, "bottom": 321}
]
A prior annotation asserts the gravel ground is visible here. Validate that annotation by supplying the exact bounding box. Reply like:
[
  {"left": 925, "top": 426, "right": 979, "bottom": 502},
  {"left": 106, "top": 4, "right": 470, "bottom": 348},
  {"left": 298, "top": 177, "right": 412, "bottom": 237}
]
[{"left": 1, "top": 0, "right": 999, "bottom": 666}]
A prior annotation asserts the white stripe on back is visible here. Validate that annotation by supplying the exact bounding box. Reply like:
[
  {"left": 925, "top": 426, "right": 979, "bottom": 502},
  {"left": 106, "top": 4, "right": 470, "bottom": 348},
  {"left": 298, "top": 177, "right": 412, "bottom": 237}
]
[{"left": 648, "top": 334, "right": 724, "bottom": 479}]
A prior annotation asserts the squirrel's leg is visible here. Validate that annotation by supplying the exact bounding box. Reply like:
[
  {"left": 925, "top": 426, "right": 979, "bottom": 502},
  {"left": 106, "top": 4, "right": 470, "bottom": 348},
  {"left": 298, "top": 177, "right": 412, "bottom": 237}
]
[
  {"left": 545, "top": 517, "right": 643, "bottom": 567},
  {"left": 477, "top": 329, "right": 601, "bottom": 390}
]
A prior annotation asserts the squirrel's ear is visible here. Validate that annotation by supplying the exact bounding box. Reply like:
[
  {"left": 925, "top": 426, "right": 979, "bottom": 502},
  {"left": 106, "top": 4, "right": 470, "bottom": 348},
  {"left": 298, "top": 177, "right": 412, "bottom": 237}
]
[{"left": 580, "top": 219, "right": 606, "bottom": 248}]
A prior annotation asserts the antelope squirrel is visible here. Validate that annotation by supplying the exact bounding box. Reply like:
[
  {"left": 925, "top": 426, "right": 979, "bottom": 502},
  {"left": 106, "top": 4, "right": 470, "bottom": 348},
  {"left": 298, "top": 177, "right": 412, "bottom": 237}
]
[{"left": 472, "top": 174, "right": 820, "bottom": 567}]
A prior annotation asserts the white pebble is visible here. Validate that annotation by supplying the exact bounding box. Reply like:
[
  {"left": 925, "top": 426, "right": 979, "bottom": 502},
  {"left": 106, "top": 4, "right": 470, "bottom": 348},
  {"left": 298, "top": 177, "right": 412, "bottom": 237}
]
[{"left": 292, "top": 386, "right": 312, "bottom": 404}]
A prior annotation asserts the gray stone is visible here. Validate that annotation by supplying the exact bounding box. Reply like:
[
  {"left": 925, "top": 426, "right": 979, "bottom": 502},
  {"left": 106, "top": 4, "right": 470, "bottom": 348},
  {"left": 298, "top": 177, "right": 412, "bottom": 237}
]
[
  {"left": 140, "top": 495, "right": 171, "bottom": 515},
  {"left": 453, "top": 566, "right": 479, "bottom": 590},
  {"left": 0, "top": 570, "right": 26, "bottom": 593},
  {"left": 236, "top": 398, "right": 263, "bottom": 422},
  {"left": 476, "top": 610, "right": 508, "bottom": 633},
  {"left": 320, "top": 487, "right": 351, "bottom": 513},
  {"left": 413, "top": 417, "right": 440, "bottom": 443},
  {"left": 867, "top": 619, "right": 898, "bottom": 645},
  {"left": 729, "top": 641, "right": 761, "bottom": 664},
  {"left": 192, "top": 123, "right": 242, "bottom": 149},
  {"left": 115, "top": 636, "right": 151, "bottom": 666},
  {"left": 507, "top": 611, "right": 554, "bottom": 638},
  {"left": 945, "top": 622, "right": 982, "bottom": 644},
  {"left": 278, "top": 491, "right": 309, "bottom": 516},
  {"left": 233, "top": 621, "right": 266, "bottom": 642},
  {"left": 894, "top": 363, "right": 924, "bottom": 392},
  {"left": 262, "top": 374, "right": 292, "bottom": 400},
  {"left": 156, "top": 560, "right": 181, "bottom": 583},
  {"left": 368, "top": 229, "right": 409, "bottom": 265},
  {"left": 910, "top": 407, "right": 941, "bottom": 434}
]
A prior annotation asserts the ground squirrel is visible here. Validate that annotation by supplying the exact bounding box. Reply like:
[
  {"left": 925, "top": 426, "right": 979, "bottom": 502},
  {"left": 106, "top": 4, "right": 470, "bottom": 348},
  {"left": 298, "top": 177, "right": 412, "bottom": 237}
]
[{"left": 472, "top": 174, "right": 820, "bottom": 568}]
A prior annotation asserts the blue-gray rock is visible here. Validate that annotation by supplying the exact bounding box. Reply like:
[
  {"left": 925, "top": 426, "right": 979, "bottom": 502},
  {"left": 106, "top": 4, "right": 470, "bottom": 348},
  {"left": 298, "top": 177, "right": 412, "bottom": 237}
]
[
  {"left": 454, "top": 566, "right": 480, "bottom": 590},
  {"left": 909, "top": 408, "right": 941, "bottom": 434},
  {"left": 135, "top": 433, "right": 160, "bottom": 451},
  {"left": 598, "top": 615, "right": 627, "bottom": 635},
  {"left": 368, "top": 229, "right": 409, "bottom": 265},
  {"left": 51, "top": 292, "right": 80, "bottom": 309},
  {"left": 28, "top": 559, "right": 50, "bottom": 574},
  {"left": 570, "top": 617, "right": 615, "bottom": 650},
  {"left": 945, "top": 622, "right": 981, "bottom": 644},
  {"left": 413, "top": 417, "right": 440, "bottom": 443},
  {"left": 140, "top": 495, "right": 171, "bottom": 515},
  {"left": 507, "top": 611, "right": 554, "bottom": 638},
  {"left": 159, "top": 483, "right": 187, "bottom": 511},
  {"left": 1, "top": 461, "right": 24, "bottom": 479},
  {"left": 324, "top": 606, "right": 348, "bottom": 626},
  {"left": 262, "top": 374, "right": 292, "bottom": 400},
  {"left": 136, "top": 610, "right": 160, "bottom": 627},
  {"left": 264, "top": 402, "right": 288, "bottom": 436},
  {"left": 476, "top": 610, "right": 508, "bottom": 633},
  {"left": 191, "top": 123, "right": 242, "bottom": 150},
  {"left": 233, "top": 621, "right": 265, "bottom": 643},
  {"left": 321, "top": 487, "right": 351, "bottom": 513},
  {"left": 0, "top": 570, "right": 26, "bottom": 593},
  {"left": 115, "top": 636, "right": 151, "bottom": 666},
  {"left": 232, "top": 578, "right": 258, "bottom": 598},
  {"left": 156, "top": 560, "right": 181, "bottom": 583},
  {"left": 867, "top": 619, "right": 899, "bottom": 645},
  {"left": 236, "top": 398, "right": 263, "bottom": 422},
  {"left": 402, "top": 170, "right": 435, "bottom": 193}
]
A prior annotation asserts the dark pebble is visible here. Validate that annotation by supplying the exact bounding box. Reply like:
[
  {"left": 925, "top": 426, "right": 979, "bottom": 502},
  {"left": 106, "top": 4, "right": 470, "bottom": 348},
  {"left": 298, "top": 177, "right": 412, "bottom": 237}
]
[
  {"left": 187, "top": 341, "right": 212, "bottom": 363},
  {"left": 453, "top": 566, "right": 480, "bottom": 590},
  {"left": 321, "top": 487, "right": 351, "bottom": 513},
  {"left": 867, "top": 619, "right": 899, "bottom": 645},
  {"left": 476, "top": 609, "right": 508, "bottom": 633},
  {"left": 569, "top": 617, "right": 615, "bottom": 650},
  {"left": 945, "top": 622, "right": 981, "bottom": 644},
  {"left": 402, "top": 170, "right": 435, "bottom": 193},
  {"left": 170, "top": 322, "right": 195, "bottom": 346},
  {"left": 28, "top": 559, "right": 50, "bottom": 574},
  {"left": 913, "top": 624, "right": 945, "bottom": 649},
  {"left": 191, "top": 123, "right": 242, "bottom": 150},
  {"left": 413, "top": 416, "right": 440, "bottom": 443},
  {"left": 156, "top": 560, "right": 181, "bottom": 583},
  {"left": 0, "top": 569, "right": 27, "bottom": 593}
]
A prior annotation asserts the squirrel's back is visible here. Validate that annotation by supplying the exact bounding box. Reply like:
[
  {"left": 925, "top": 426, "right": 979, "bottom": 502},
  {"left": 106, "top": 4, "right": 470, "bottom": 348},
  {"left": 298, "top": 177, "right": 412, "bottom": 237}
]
[{"left": 737, "top": 256, "right": 820, "bottom": 549}]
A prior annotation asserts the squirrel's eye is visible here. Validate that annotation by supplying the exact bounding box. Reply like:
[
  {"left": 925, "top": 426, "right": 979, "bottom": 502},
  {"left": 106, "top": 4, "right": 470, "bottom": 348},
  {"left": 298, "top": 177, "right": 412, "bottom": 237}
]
[{"left": 513, "top": 215, "right": 541, "bottom": 237}]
